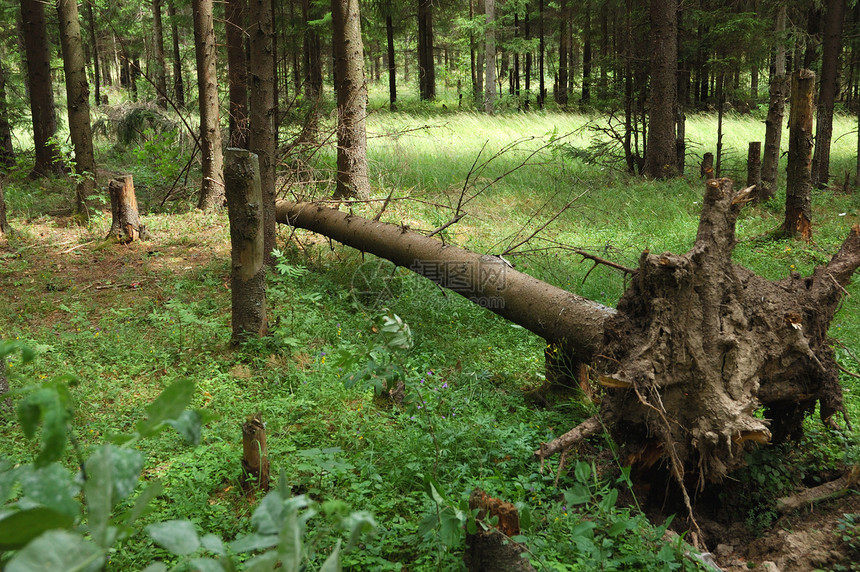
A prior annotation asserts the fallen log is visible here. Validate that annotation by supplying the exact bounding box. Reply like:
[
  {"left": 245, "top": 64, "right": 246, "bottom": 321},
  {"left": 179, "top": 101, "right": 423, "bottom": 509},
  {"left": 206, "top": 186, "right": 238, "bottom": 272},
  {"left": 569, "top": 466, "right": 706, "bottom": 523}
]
[
  {"left": 275, "top": 180, "right": 860, "bottom": 489},
  {"left": 776, "top": 466, "right": 860, "bottom": 514},
  {"left": 275, "top": 200, "right": 614, "bottom": 362}
]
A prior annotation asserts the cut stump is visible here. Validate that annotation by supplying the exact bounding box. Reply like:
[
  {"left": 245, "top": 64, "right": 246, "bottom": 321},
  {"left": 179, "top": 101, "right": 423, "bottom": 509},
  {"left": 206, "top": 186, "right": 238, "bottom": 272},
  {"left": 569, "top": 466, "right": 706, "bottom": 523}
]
[
  {"left": 464, "top": 489, "right": 535, "bottom": 572},
  {"left": 107, "top": 175, "right": 144, "bottom": 243},
  {"left": 241, "top": 412, "right": 270, "bottom": 492}
]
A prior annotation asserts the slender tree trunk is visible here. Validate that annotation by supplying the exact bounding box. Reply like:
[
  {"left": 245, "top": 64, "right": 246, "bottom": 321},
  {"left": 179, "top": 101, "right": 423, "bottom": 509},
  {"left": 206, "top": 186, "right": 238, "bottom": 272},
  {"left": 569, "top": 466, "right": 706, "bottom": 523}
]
[
  {"left": 747, "top": 141, "right": 762, "bottom": 197},
  {"left": 524, "top": 7, "right": 531, "bottom": 110},
  {"left": 152, "top": 0, "right": 168, "bottom": 109},
  {"left": 302, "top": 0, "right": 323, "bottom": 109},
  {"left": 715, "top": 72, "right": 725, "bottom": 177},
  {"left": 249, "top": 0, "right": 277, "bottom": 264},
  {"left": 57, "top": 0, "right": 96, "bottom": 214},
  {"left": 225, "top": 149, "right": 268, "bottom": 342},
  {"left": 643, "top": 0, "right": 677, "bottom": 179},
  {"left": 84, "top": 1, "right": 101, "bottom": 106},
  {"left": 387, "top": 12, "right": 396, "bottom": 110},
  {"left": 226, "top": 0, "right": 250, "bottom": 148},
  {"left": 0, "top": 179, "right": 10, "bottom": 236},
  {"left": 484, "top": 0, "right": 497, "bottom": 114},
  {"left": 811, "top": 0, "right": 846, "bottom": 188},
  {"left": 557, "top": 0, "right": 568, "bottom": 105},
  {"left": 675, "top": 0, "right": 687, "bottom": 175},
  {"left": 192, "top": 0, "right": 225, "bottom": 210},
  {"left": 417, "top": 0, "right": 435, "bottom": 100},
  {"left": 331, "top": 0, "right": 370, "bottom": 199},
  {"left": 168, "top": 0, "right": 185, "bottom": 107},
  {"left": 599, "top": 0, "right": 608, "bottom": 97},
  {"left": 21, "top": 0, "right": 65, "bottom": 177},
  {"left": 582, "top": 2, "right": 592, "bottom": 103},
  {"left": 784, "top": 69, "right": 815, "bottom": 241},
  {"left": 761, "top": 5, "right": 786, "bottom": 202},
  {"left": 0, "top": 57, "right": 14, "bottom": 168},
  {"left": 538, "top": 0, "right": 544, "bottom": 108}
]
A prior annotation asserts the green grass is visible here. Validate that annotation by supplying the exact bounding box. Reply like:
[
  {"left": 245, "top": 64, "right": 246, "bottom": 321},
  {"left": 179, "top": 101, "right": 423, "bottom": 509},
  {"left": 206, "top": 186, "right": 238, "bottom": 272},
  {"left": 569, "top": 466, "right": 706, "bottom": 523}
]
[{"left": 1, "top": 105, "right": 859, "bottom": 570}]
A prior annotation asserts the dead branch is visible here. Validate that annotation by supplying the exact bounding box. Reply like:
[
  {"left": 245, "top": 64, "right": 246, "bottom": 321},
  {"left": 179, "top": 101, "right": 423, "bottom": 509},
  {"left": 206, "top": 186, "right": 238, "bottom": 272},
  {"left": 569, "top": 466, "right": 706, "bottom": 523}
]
[{"left": 776, "top": 466, "right": 860, "bottom": 514}]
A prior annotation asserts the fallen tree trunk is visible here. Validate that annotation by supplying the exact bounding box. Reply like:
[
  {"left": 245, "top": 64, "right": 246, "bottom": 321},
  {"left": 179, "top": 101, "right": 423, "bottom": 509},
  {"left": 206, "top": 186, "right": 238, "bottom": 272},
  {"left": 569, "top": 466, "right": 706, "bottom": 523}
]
[
  {"left": 276, "top": 180, "right": 860, "bottom": 488},
  {"left": 275, "top": 200, "right": 614, "bottom": 362}
]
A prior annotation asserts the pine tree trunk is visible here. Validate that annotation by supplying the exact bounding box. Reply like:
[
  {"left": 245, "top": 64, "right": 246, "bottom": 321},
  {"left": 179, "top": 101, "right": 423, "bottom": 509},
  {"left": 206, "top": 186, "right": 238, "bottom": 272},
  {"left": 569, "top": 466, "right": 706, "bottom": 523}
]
[
  {"left": 557, "top": 0, "right": 568, "bottom": 105},
  {"left": 747, "top": 141, "right": 762, "bottom": 197},
  {"left": 538, "top": 0, "right": 544, "bottom": 108},
  {"left": 249, "top": 0, "right": 277, "bottom": 264},
  {"left": 226, "top": 0, "right": 249, "bottom": 148},
  {"left": 386, "top": 12, "right": 396, "bottom": 110},
  {"left": 84, "top": 2, "right": 101, "bottom": 106},
  {"left": 761, "top": 5, "right": 786, "bottom": 202},
  {"left": 225, "top": 149, "right": 268, "bottom": 342},
  {"left": 417, "top": 0, "right": 435, "bottom": 100},
  {"left": 0, "top": 57, "right": 14, "bottom": 168},
  {"left": 643, "top": 0, "right": 677, "bottom": 179},
  {"left": 331, "top": 0, "right": 370, "bottom": 199},
  {"left": 484, "top": 0, "right": 497, "bottom": 114},
  {"left": 784, "top": 69, "right": 815, "bottom": 240},
  {"left": 152, "top": 0, "right": 168, "bottom": 109},
  {"left": 0, "top": 179, "right": 11, "bottom": 236},
  {"left": 811, "top": 0, "right": 846, "bottom": 188},
  {"left": 57, "top": 0, "right": 96, "bottom": 215},
  {"left": 168, "top": 0, "right": 185, "bottom": 107},
  {"left": 21, "top": 0, "right": 65, "bottom": 177},
  {"left": 193, "top": 0, "right": 225, "bottom": 210},
  {"left": 582, "top": 2, "right": 592, "bottom": 103}
]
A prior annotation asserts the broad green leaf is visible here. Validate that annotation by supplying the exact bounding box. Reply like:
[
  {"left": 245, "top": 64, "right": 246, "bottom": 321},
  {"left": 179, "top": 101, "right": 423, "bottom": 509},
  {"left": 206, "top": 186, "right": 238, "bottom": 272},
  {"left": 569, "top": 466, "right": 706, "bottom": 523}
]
[
  {"left": 166, "top": 409, "right": 203, "bottom": 445},
  {"left": 0, "top": 507, "right": 75, "bottom": 550},
  {"left": 439, "top": 510, "right": 464, "bottom": 549},
  {"left": 19, "top": 463, "right": 80, "bottom": 517},
  {"left": 422, "top": 474, "right": 448, "bottom": 505},
  {"left": 6, "top": 529, "right": 104, "bottom": 572},
  {"left": 597, "top": 488, "right": 619, "bottom": 513},
  {"left": 608, "top": 519, "right": 632, "bottom": 537},
  {"left": 201, "top": 533, "right": 226, "bottom": 556},
  {"left": 277, "top": 508, "right": 302, "bottom": 572},
  {"left": 243, "top": 551, "right": 278, "bottom": 572},
  {"left": 251, "top": 491, "right": 286, "bottom": 534},
  {"left": 570, "top": 520, "right": 597, "bottom": 540},
  {"left": 343, "top": 511, "right": 376, "bottom": 552},
  {"left": 319, "top": 540, "right": 341, "bottom": 572},
  {"left": 140, "top": 564, "right": 168, "bottom": 572},
  {"left": 17, "top": 386, "right": 73, "bottom": 467},
  {"left": 85, "top": 445, "right": 143, "bottom": 548},
  {"left": 188, "top": 558, "right": 226, "bottom": 572},
  {"left": 122, "top": 481, "right": 164, "bottom": 529},
  {"left": 574, "top": 461, "right": 591, "bottom": 484},
  {"left": 0, "top": 458, "right": 18, "bottom": 504},
  {"left": 136, "top": 379, "right": 195, "bottom": 437},
  {"left": 564, "top": 484, "right": 591, "bottom": 506},
  {"left": 230, "top": 532, "right": 279, "bottom": 553},
  {"left": 146, "top": 519, "right": 201, "bottom": 556}
]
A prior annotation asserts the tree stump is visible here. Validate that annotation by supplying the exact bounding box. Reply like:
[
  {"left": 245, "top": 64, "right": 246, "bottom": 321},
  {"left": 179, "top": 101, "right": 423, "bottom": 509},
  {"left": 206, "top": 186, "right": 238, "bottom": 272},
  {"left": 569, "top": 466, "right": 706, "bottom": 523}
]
[
  {"left": 241, "top": 412, "right": 270, "bottom": 492},
  {"left": 699, "top": 152, "right": 714, "bottom": 180},
  {"left": 107, "top": 175, "right": 144, "bottom": 243},
  {"left": 464, "top": 489, "right": 535, "bottom": 572},
  {"left": 225, "top": 148, "right": 267, "bottom": 343},
  {"left": 784, "top": 69, "right": 815, "bottom": 240}
]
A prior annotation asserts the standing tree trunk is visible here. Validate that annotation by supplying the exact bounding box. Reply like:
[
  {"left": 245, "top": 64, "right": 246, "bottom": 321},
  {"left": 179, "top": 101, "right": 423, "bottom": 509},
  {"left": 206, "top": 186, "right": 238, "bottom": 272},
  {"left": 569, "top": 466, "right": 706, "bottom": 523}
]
[
  {"left": 675, "top": 0, "right": 687, "bottom": 175},
  {"left": 301, "top": 0, "right": 323, "bottom": 140},
  {"left": 643, "top": 0, "right": 677, "bottom": 179},
  {"left": 417, "top": 0, "right": 435, "bottom": 100},
  {"left": 193, "top": 0, "right": 225, "bottom": 210},
  {"left": 582, "top": 2, "right": 592, "bottom": 104},
  {"left": 784, "top": 69, "right": 815, "bottom": 241},
  {"left": 484, "top": 0, "right": 497, "bottom": 114},
  {"left": 57, "top": 0, "right": 96, "bottom": 215},
  {"left": 811, "top": 0, "right": 846, "bottom": 188},
  {"left": 0, "top": 179, "right": 11, "bottom": 236},
  {"left": 331, "top": 0, "right": 370, "bottom": 200},
  {"left": 538, "top": 0, "right": 544, "bottom": 108},
  {"left": 761, "top": 5, "right": 786, "bottom": 202},
  {"left": 557, "top": 0, "right": 568, "bottom": 106},
  {"left": 226, "top": 0, "right": 250, "bottom": 148},
  {"left": 747, "top": 141, "right": 761, "bottom": 197},
  {"left": 168, "top": 0, "right": 185, "bottom": 107},
  {"left": 0, "top": 56, "right": 14, "bottom": 168},
  {"left": 225, "top": 149, "right": 268, "bottom": 341},
  {"left": 152, "top": 0, "right": 169, "bottom": 109},
  {"left": 20, "top": 0, "right": 65, "bottom": 177},
  {"left": 386, "top": 11, "right": 396, "bottom": 110},
  {"left": 84, "top": 1, "right": 101, "bottom": 107},
  {"left": 248, "top": 0, "right": 277, "bottom": 265}
]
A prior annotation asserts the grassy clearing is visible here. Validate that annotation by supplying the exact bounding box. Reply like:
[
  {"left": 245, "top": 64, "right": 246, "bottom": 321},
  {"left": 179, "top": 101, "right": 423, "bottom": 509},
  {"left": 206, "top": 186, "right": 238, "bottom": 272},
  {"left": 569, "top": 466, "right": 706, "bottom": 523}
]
[{"left": 1, "top": 108, "right": 859, "bottom": 570}]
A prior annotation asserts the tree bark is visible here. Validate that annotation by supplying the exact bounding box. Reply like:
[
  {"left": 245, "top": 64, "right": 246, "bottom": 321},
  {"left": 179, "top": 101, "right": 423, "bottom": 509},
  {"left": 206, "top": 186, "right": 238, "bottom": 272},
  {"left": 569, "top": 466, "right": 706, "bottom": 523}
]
[
  {"left": 538, "top": 0, "right": 544, "bottom": 108},
  {"left": 84, "top": 1, "right": 101, "bottom": 107},
  {"left": 275, "top": 200, "right": 613, "bottom": 361},
  {"left": 331, "top": 0, "right": 370, "bottom": 200},
  {"left": 21, "top": 0, "right": 65, "bottom": 177},
  {"left": 0, "top": 179, "right": 11, "bottom": 236},
  {"left": 811, "top": 0, "right": 846, "bottom": 188},
  {"left": 386, "top": 12, "right": 396, "bottom": 110},
  {"left": 107, "top": 176, "right": 143, "bottom": 244},
  {"left": 557, "top": 0, "right": 568, "bottom": 106},
  {"left": 152, "top": 0, "right": 169, "bottom": 109},
  {"left": 784, "top": 69, "right": 815, "bottom": 241},
  {"left": 643, "top": 0, "right": 677, "bottom": 179},
  {"left": 465, "top": 489, "right": 535, "bottom": 572},
  {"left": 484, "top": 0, "right": 497, "bottom": 114},
  {"left": 168, "top": 0, "right": 185, "bottom": 107},
  {"left": 241, "top": 412, "right": 270, "bottom": 491},
  {"left": 761, "top": 5, "right": 786, "bottom": 202},
  {"left": 225, "top": 149, "right": 268, "bottom": 342},
  {"left": 417, "top": 0, "right": 435, "bottom": 100},
  {"left": 248, "top": 0, "right": 277, "bottom": 265},
  {"left": 0, "top": 56, "right": 14, "bottom": 168},
  {"left": 226, "top": 0, "right": 249, "bottom": 148},
  {"left": 57, "top": 0, "right": 96, "bottom": 215},
  {"left": 747, "top": 141, "right": 761, "bottom": 199},
  {"left": 193, "top": 0, "right": 225, "bottom": 210},
  {"left": 582, "top": 2, "right": 592, "bottom": 104}
]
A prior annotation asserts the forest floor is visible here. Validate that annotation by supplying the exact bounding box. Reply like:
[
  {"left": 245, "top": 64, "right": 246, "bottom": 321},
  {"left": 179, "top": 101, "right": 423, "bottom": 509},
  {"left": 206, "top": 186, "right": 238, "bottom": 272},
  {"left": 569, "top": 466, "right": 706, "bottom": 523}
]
[{"left": 1, "top": 110, "right": 860, "bottom": 570}]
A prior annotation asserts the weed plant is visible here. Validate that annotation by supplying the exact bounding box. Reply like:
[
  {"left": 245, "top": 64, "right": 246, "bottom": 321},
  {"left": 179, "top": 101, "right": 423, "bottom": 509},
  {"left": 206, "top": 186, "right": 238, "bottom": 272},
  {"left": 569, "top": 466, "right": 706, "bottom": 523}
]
[{"left": 1, "top": 107, "right": 859, "bottom": 569}]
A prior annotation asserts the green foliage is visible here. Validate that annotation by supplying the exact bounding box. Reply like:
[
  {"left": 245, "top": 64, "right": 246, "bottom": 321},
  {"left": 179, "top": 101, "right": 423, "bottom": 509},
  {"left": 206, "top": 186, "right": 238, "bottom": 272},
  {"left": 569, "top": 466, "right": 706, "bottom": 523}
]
[{"left": 837, "top": 513, "right": 860, "bottom": 563}]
